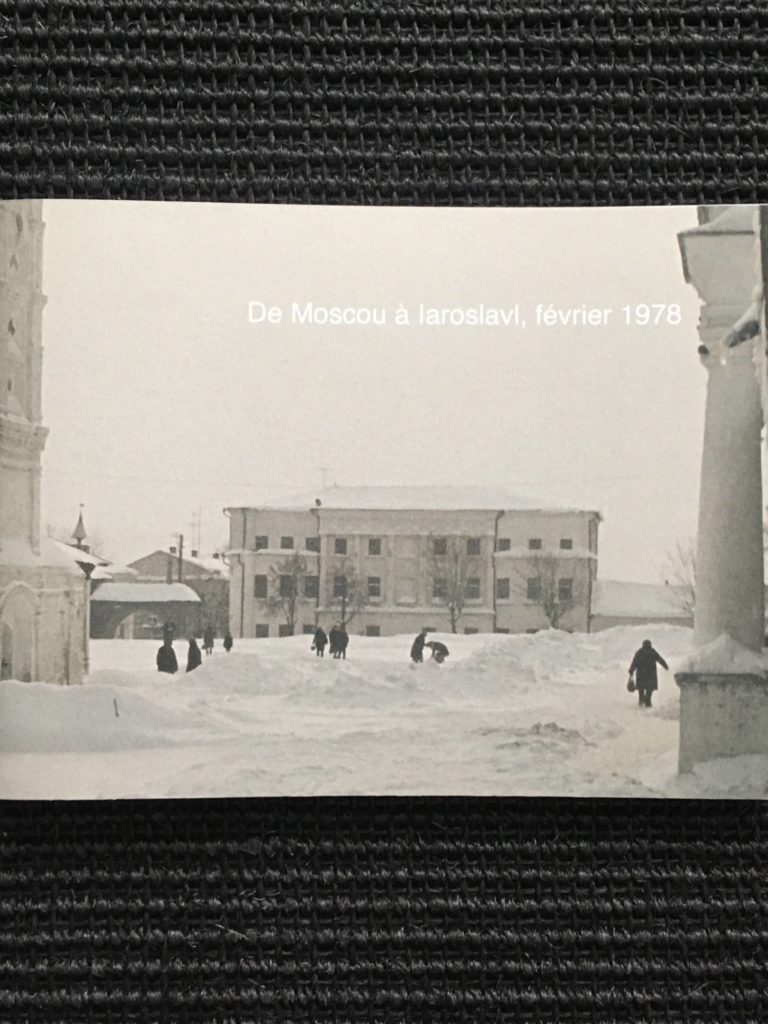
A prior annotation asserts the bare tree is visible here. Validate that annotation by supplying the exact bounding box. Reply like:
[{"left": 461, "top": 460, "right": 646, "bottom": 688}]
[
  {"left": 428, "top": 535, "right": 481, "bottom": 634},
  {"left": 325, "top": 557, "right": 366, "bottom": 629},
  {"left": 662, "top": 538, "right": 697, "bottom": 617},
  {"left": 514, "top": 552, "right": 585, "bottom": 629},
  {"left": 266, "top": 551, "right": 308, "bottom": 636}
]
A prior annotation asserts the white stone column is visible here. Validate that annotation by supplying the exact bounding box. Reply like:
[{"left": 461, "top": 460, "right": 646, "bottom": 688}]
[{"left": 694, "top": 343, "right": 765, "bottom": 650}]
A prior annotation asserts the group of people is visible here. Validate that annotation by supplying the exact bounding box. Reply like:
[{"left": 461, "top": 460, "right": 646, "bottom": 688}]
[
  {"left": 410, "top": 630, "right": 450, "bottom": 664},
  {"left": 156, "top": 625, "right": 233, "bottom": 675},
  {"left": 311, "top": 625, "right": 349, "bottom": 659},
  {"left": 158, "top": 625, "right": 670, "bottom": 704}
]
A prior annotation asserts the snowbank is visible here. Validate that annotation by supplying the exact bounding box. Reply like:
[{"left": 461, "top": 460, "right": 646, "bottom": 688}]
[
  {"left": 0, "top": 623, "right": 729, "bottom": 800},
  {"left": 675, "top": 633, "right": 768, "bottom": 676}
]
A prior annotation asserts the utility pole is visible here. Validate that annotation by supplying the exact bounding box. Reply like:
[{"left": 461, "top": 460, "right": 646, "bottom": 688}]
[{"left": 177, "top": 533, "right": 184, "bottom": 582}]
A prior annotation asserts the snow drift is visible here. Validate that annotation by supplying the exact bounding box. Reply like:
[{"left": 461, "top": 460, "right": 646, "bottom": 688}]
[{"left": 0, "top": 623, "right": 758, "bottom": 800}]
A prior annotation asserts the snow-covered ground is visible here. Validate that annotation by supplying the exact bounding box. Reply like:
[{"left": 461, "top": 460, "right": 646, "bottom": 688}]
[{"left": 2, "top": 624, "right": 768, "bottom": 800}]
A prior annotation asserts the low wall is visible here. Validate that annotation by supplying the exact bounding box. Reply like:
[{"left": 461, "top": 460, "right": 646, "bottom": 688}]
[{"left": 676, "top": 671, "right": 768, "bottom": 772}]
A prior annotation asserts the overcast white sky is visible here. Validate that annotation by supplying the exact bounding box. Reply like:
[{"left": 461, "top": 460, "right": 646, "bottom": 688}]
[{"left": 40, "top": 201, "right": 706, "bottom": 582}]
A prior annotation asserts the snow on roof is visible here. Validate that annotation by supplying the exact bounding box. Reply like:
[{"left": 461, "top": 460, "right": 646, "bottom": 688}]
[
  {"left": 91, "top": 582, "right": 201, "bottom": 604},
  {"left": 230, "top": 485, "right": 597, "bottom": 515},
  {"left": 49, "top": 540, "right": 138, "bottom": 579},
  {"left": 183, "top": 553, "right": 229, "bottom": 576},
  {"left": 592, "top": 580, "right": 690, "bottom": 620},
  {"left": 129, "top": 549, "right": 229, "bottom": 577},
  {"left": 0, "top": 537, "right": 82, "bottom": 575}
]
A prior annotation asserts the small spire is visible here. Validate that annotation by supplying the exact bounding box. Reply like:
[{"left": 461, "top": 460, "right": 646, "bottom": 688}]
[{"left": 72, "top": 504, "right": 87, "bottom": 549}]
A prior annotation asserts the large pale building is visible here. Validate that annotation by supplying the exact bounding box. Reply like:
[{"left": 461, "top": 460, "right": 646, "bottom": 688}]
[
  {"left": 225, "top": 487, "right": 600, "bottom": 638},
  {"left": 0, "top": 200, "right": 87, "bottom": 683}
]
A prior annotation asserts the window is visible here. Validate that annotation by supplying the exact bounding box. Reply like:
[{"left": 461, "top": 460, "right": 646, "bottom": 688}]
[
  {"left": 421, "top": 626, "right": 436, "bottom": 633},
  {"left": 333, "top": 575, "right": 347, "bottom": 598},
  {"left": 558, "top": 578, "right": 573, "bottom": 602},
  {"left": 368, "top": 538, "right": 381, "bottom": 556},
  {"left": 253, "top": 574, "right": 268, "bottom": 598},
  {"left": 465, "top": 577, "right": 480, "bottom": 600},
  {"left": 278, "top": 624, "right": 293, "bottom": 637},
  {"left": 467, "top": 538, "right": 481, "bottom": 556},
  {"left": 280, "top": 536, "right": 294, "bottom": 550},
  {"left": 255, "top": 623, "right": 269, "bottom": 638},
  {"left": 496, "top": 538, "right": 511, "bottom": 552},
  {"left": 302, "top": 624, "right": 315, "bottom": 635},
  {"left": 433, "top": 538, "right": 447, "bottom": 556},
  {"left": 433, "top": 578, "right": 447, "bottom": 600},
  {"left": 464, "top": 627, "right": 479, "bottom": 634},
  {"left": 334, "top": 537, "right": 347, "bottom": 555},
  {"left": 304, "top": 575, "right": 319, "bottom": 599},
  {"left": 527, "top": 577, "right": 542, "bottom": 601},
  {"left": 254, "top": 535, "right": 268, "bottom": 551},
  {"left": 368, "top": 576, "right": 381, "bottom": 599},
  {"left": 496, "top": 577, "right": 510, "bottom": 600},
  {"left": 365, "top": 625, "right": 381, "bottom": 637},
  {"left": 560, "top": 538, "right": 573, "bottom": 550},
  {"left": 279, "top": 575, "right": 294, "bottom": 598},
  {"left": 526, "top": 627, "right": 539, "bottom": 635},
  {"left": 494, "top": 627, "right": 510, "bottom": 634},
  {"left": 528, "top": 538, "right": 542, "bottom": 551},
  {"left": 305, "top": 536, "right": 320, "bottom": 553}
]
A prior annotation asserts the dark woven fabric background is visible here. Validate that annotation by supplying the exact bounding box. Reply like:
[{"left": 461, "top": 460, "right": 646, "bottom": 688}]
[{"left": 2, "top": 3, "right": 768, "bottom": 1021}]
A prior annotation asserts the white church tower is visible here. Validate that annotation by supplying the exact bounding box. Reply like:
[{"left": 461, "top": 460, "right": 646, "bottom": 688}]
[{"left": 0, "top": 200, "right": 86, "bottom": 683}]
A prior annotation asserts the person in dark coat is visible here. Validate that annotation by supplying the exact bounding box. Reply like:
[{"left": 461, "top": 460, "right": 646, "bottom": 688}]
[
  {"left": 410, "top": 630, "right": 427, "bottom": 663},
  {"left": 202, "top": 625, "right": 215, "bottom": 655},
  {"left": 328, "top": 625, "right": 340, "bottom": 658},
  {"left": 336, "top": 627, "right": 349, "bottom": 660},
  {"left": 312, "top": 626, "right": 328, "bottom": 657},
  {"left": 186, "top": 638, "right": 203, "bottom": 673},
  {"left": 425, "top": 640, "right": 449, "bottom": 664},
  {"left": 223, "top": 632, "right": 233, "bottom": 652},
  {"left": 157, "top": 639, "right": 178, "bottom": 674},
  {"left": 628, "top": 638, "right": 669, "bottom": 707}
]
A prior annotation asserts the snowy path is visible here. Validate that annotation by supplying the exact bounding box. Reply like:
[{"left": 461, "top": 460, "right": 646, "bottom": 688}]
[{"left": 1, "top": 625, "right": 767, "bottom": 799}]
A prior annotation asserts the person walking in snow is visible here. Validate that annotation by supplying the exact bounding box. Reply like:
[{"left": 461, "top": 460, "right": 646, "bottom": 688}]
[
  {"left": 410, "top": 630, "right": 427, "bottom": 663},
  {"left": 223, "top": 631, "right": 233, "bottom": 652},
  {"left": 328, "top": 624, "right": 341, "bottom": 658},
  {"left": 337, "top": 627, "right": 349, "bottom": 660},
  {"left": 628, "top": 638, "right": 669, "bottom": 708},
  {"left": 425, "top": 640, "right": 449, "bottom": 664},
  {"left": 186, "top": 637, "right": 203, "bottom": 673},
  {"left": 156, "top": 638, "right": 178, "bottom": 674},
  {"left": 202, "top": 624, "right": 215, "bottom": 655},
  {"left": 312, "top": 626, "right": 328, "bottom": 657}
]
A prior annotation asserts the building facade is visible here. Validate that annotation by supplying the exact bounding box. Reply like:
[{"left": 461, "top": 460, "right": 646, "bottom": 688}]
[
  {"left": 0, "top": 200, "right": 87, "bottom": 683},
  {"left": 225, "top": 488, "right": 600, "bottom": 638},
  {"left": 127, "top": 548, "right": 229, "bottom": 635}
]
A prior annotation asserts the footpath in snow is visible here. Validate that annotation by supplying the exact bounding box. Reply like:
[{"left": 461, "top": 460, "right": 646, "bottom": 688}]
[{"left": 1, "top": 624, "right": 767, "bottom": 800}]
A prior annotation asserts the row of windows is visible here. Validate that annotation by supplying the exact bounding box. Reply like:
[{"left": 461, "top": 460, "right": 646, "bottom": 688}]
[
  {"left": 253, "top": 535, "right": 576, "bottom": 554},
  {"left": 254, "top": 623, "right": 385, "bottom": 638},
  {"left": 252, "top": 624, "right": 554, "bottom": 638},
  {"left": 254, "top": 574, "right": 573, "bottom": 602}
]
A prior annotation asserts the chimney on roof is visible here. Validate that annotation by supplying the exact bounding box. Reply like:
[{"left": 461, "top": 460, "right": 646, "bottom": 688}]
[
  {"left": 191, "top": 549, "right": 198, "bottom": 558},
  {"left": 212, "top": 552, "right": 220, "bottom": 560},
  {"left": 169, "top": 546, "right": 177, "bottom": 554},
  {"left": 315, "top": 498, "right": 322, "bottom": 506}
]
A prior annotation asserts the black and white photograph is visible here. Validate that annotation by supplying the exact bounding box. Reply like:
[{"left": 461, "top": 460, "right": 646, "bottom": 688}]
[{"left": 1, "top": 199, "right": 767, "bottom": 799}]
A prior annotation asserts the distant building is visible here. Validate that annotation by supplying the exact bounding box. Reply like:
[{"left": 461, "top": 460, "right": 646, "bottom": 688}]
[
  {"left": 128, "top": 548, "right": 229, "bottom": 634},
  {"left": 591, "top": 580, "right": 693, "bottom": 632},
  {"left": 0, "top": 200, "right": 87, "bottom": 683},
  {"left": 225, "top": 486, "right": 600, "bottom": 638},
  {"left": 90, "top": 582, "right": 201, "bottom": 639}
]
